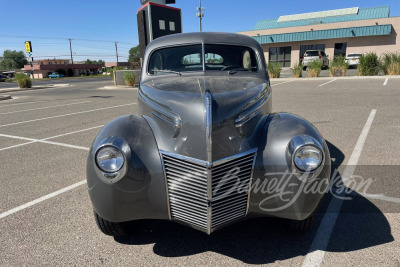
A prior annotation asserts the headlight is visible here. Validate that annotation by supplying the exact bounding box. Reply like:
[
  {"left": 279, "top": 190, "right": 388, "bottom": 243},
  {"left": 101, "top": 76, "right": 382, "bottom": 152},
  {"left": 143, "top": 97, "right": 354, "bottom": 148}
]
[
  {"left": 294, "top": 145, "right": 323, "bottom": 172},
  {"left": 96, "top": 146, "right": 124, "bottom": 173}
]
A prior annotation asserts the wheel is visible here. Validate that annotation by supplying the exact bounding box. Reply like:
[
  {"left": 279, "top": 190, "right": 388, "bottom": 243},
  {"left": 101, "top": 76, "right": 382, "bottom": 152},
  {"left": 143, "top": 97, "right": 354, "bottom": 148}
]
[
  {"left": 94, "top": 212, "right": 129, "bottom": 236},
  {"left": 287, "top": 214, "right": 316, "bottom": 232}
]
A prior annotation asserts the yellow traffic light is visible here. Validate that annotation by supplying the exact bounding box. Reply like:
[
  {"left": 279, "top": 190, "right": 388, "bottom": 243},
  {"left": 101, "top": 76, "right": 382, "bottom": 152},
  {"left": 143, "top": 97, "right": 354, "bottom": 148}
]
[{"left": 25, "top": 41, "right": 32, "bottom": 53}]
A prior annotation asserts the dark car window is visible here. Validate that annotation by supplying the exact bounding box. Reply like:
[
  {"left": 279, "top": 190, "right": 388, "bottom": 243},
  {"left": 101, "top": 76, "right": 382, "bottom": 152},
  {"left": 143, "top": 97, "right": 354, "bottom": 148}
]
[
  {"left": 320, "top": 51, "right": 326, "bottom": 56},
  {"left": 149, "top": 45, "right": 203, "bottom": 74},
  {"left": 204, "top": 44, "right": 259, "bottom": 71},
  {"left": 347, "top": 54, "right": 362, "bottom": 57},
  {"left": 305, "top": 51, "right": 319, "bottom": 57}
]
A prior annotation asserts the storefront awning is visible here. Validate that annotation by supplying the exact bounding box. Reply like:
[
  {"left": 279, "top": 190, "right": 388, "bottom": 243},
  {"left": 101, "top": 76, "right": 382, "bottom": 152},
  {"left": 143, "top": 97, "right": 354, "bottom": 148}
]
[{"left": 253, "top": 24, "right": 392, "bottom": 44}]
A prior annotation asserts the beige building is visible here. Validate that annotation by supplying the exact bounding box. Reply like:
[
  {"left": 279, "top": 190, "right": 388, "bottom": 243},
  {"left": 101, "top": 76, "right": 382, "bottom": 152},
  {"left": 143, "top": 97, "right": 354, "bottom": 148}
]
[{"left": 239, "top": 6, "right": 400, "bottom": 67}]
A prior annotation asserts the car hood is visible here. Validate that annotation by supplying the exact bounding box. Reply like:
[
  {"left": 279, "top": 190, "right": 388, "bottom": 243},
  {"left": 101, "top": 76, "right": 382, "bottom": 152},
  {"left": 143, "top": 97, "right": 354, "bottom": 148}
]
[{"left": 139, "top": 75, "right": 271, "bottom": 161}]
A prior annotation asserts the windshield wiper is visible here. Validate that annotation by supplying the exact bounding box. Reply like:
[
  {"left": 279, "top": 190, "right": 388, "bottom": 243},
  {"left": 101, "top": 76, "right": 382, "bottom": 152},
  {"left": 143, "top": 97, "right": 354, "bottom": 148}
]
[{"left": 155, "top": 69, "right": 182, "bottom": 76}]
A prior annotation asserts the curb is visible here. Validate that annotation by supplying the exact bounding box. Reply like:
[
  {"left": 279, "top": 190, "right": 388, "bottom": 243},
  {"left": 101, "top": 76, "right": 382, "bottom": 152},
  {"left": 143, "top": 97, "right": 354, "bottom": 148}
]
[
  {"left": 0, "top": 83, "right": 70, "bottom": 94},
  {"left": 0, "top": 95, "right": 11, "bottom": 101}
]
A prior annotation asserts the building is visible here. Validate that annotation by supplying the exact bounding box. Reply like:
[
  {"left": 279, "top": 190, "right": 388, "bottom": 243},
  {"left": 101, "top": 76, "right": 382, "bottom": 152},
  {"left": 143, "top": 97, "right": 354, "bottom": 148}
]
[
  {"left": 24, "top": 61, "right": 102, "bottom": 78},
  {"left": 239, "top": 6, "right": 400, "bottom": 68},
  {"left": 37, "top": 59, "right": 71, "bottom": 65},
  {"left": 105, "top": 62, "right": 141, "bottom": 70}
]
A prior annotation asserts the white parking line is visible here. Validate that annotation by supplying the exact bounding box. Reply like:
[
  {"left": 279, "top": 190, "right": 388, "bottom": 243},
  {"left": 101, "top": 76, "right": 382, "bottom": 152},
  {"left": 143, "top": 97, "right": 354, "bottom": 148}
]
[
  {"left": 0, "top": 101, "right": 91, "bottom": 115},
  {"left": 0, "top": 100, "right": 46, "bottom": 108},
  {"left": 0, "top": 103, "right": 132, "bottom": 128},
  {"left": 383, "top": 78, "right": 389, "bottom": 86},
  {"left": 272, "top": 80, "right": 293, "bottom": 86},
  {"left": 0, "top": 125, "right": 103, "bottom": 152},
  {"left": 302, "top": 109, "right": 377, "bottom": 267},
  {"left": 0, "top": 133, "right": 89, "bottom": 151},
  {"left": 318, "top": 79, "right": 337, "bottom": 87},
  {"left": 0, "top": 180, "right": 87, "bottom": 219}
]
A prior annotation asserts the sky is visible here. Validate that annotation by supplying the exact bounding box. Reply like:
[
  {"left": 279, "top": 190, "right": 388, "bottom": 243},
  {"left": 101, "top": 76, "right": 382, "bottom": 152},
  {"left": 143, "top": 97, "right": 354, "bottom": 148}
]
[{"left": 0, "top": 0, "right": 399, "bottom": 62}]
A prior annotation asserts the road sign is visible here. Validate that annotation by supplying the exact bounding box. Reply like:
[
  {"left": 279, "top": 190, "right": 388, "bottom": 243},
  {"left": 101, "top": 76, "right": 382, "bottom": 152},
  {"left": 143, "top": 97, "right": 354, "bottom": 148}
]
[
  {"left": 28, "top": 57, "right": 33, "bottom": 62},
  {"left": 25, "top": 41, "right": 32, "bottom": 53}
]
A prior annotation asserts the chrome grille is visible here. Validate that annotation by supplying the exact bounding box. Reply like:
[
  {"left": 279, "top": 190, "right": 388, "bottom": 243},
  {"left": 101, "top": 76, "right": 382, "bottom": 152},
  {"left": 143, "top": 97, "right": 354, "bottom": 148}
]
[{"left": 162, "top": 149, "right": 257, "bottom": 233}]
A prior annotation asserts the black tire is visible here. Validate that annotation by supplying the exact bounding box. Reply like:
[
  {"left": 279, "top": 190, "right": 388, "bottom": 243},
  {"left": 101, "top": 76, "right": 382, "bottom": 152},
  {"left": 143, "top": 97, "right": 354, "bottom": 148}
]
[
  {"left": 94, "top": 212, "right": 128, "bottom": 237},
  {"left": 287, "top": 214, "right": 316, "bottom": 232}
]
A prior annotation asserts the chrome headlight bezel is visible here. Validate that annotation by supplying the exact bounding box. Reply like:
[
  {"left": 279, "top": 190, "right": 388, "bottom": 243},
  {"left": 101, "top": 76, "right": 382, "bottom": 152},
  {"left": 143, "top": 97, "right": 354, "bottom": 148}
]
[
  {"left": 94, "top": 136, "right": 131, "bottom": 184},
  {"left": 288, "top": 135, "right": 325, "bottom": 181}
]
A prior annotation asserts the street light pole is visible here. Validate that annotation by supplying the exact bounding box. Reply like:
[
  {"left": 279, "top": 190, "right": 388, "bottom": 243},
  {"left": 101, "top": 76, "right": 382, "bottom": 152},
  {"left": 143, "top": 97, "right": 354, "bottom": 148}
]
[
  {"left": 196, "top": 0, "right": 204, "bottom": 32},
  {"left": 68, "top": 38, "right": 74, "bottom": 66}
]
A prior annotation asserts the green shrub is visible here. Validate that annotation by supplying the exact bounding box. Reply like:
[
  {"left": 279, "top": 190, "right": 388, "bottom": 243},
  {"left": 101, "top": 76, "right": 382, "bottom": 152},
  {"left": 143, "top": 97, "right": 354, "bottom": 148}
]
[
  {"left": 329, "top": 55, "right": 349, "bottom": 77},
  {"left": 15, "top": 73, "right": 32, "bottom": 88},
  {"left": 5, "top": 78, "right": 14, "bottom": 82},
  {"left": 358, "top": 52, "right": 380, "bottom": 76},
  {"left": 307, "top": 60, "right": 323, "bottom": 77},
  {"left": 381, "top": 52, "right": 400, "bottom": 75},
  {"left": 124, "top": 71, "right": 136, "bottom": 86},
  {"left": 267, "top": 61, "right": 282, "bottom": 78},
  {"left": 291, "top": 62, "right": 303, "bottom": 78}
]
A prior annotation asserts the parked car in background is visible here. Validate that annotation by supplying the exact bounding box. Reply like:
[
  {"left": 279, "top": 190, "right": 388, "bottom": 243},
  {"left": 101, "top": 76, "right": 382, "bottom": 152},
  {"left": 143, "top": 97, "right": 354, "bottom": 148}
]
[
  {"left": 302, "top": 50, "right": 329, "bottom": 70},
  {"left": 345, "top": 53, "right": 363, "bottom": 68},
  {"left": 0, "top": 74, "right": 10, "bottom": 81},
  {"left": 48, "top": 72, "right": 64, "bottom": 78},
  {"left": 87, "top": 32, "right": 331, "bottom": 237}
]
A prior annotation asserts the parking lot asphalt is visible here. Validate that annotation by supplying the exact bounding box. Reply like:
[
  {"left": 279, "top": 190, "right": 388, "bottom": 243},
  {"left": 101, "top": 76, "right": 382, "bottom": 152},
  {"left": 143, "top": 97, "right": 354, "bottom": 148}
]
[{"left": 0, "top": 77, "right": 399, "bottom": 266}]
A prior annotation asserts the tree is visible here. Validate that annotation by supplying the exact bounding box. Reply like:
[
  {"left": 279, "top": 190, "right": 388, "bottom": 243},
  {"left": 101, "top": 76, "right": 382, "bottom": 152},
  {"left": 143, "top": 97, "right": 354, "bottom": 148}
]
[
  {"left": 128, "top": 45, "right": 140, "bottom": 63},
  {"left": 85, "top": 59, "right": 105, "bottom": 66},
  {"left": 0, "top": 50, "right": 28, "bottom": 70}
]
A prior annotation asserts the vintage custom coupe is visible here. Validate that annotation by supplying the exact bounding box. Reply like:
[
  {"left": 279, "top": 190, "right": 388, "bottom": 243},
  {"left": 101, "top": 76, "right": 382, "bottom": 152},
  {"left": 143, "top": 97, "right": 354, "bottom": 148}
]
[{"left": 87, "top": 32, "right": 331, "bottom": 236}]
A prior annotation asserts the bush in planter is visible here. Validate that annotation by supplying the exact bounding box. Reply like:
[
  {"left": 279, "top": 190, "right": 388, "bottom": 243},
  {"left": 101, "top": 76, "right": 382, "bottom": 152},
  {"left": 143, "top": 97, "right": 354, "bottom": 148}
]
[
  {"left": 15, "top": 73, "right": 32, "bottom": 88},
  {"left": 291, "top": 62, "right": 303, "bottom": 78},
  {"left": 358, "top": 52, "right": 380, "bottom": 76},
  {"left": 124, "top": 71, "right": 136, "bottom": 86},
  {"left": 267, "top": 61, "right": 282, "bottom": 78},
  {"left": 381, "top": 52, "right": 400, "bottom": 75},
  {"left": 329, "top": 55, "right": 349, "bottom": 77},
  {"left": 307, "top": 60, "right": 323, "bottom": 77}
]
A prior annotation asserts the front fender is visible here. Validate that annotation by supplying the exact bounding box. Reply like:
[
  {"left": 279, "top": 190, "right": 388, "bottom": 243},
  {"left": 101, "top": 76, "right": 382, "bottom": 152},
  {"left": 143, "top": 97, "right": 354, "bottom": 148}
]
[
  {"left": 86, "top": 115, "right": 169, "bottom": 223},
  {"left": 248, "top": 113, "right": 331, "bottom": 220}
]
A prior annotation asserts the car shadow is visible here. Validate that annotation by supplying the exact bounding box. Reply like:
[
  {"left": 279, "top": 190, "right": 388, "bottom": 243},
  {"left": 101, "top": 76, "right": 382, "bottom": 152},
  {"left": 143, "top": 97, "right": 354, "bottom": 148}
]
[{"left": 114, "top": 140, "right": 394, "bottom": 264}]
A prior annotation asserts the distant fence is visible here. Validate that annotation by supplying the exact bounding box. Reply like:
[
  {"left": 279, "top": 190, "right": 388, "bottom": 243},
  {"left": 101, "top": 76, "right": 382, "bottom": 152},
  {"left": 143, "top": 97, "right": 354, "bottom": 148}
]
[{"left": 114, "top": 70, "right": 141, "bottom": 86}]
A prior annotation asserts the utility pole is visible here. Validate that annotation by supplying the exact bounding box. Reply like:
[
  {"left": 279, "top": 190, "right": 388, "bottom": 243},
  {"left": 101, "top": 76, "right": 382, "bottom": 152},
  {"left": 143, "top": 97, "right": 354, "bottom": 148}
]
[
  {"left": 68, "top": 38, "right": 74, "bottom": 67},
  {"left": 196, "top": 0, "right": 204, "bottom": 32},
  {"left": 115, "top": 41, "right": 119, "bottom": 65}
]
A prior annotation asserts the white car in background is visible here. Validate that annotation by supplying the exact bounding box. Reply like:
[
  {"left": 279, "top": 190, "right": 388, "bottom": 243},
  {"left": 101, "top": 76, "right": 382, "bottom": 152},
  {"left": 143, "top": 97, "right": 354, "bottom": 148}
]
[
  {"left": 302, "top": 50, "right": 329, "bottom": 70},
  {"left": 345, "top": 53, "right": 363, "bottom": 68}
]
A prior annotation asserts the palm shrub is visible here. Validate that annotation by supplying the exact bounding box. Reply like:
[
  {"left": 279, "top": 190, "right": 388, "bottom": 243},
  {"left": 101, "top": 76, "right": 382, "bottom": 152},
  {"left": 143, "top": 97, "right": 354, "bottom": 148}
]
[
  {"left": 291, "top": 62, "right": 303, "bottom": 78},
  {"left": 329, "top": 55, "right": 349, "bottom": 77},
  {"left": 307, "top": 60, "right": 323, "bottom": 77},
  {"left": 15, "top": 73, "right": 32, "bottom": 88},
  {"left": 381, "top": 52, "right": 400, "bottom": 75},
  {"left": 124, "top": 71, "right": 136, "bottom": 86},
  {"left": 267, "top": 61, "right": 282, "bottom": 78},
  {"left": 358, "top": 52, "right": 380, "bottom": 76}
]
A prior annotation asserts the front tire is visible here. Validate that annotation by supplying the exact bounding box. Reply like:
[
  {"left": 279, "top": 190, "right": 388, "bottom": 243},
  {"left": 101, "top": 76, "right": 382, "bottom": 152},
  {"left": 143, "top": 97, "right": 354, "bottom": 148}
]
[
  {"left": 287, "top": 214, "right": 316, "bottom": 232},
  {"left": 94, "top": 212, "right": 129, "bottom": 236}
]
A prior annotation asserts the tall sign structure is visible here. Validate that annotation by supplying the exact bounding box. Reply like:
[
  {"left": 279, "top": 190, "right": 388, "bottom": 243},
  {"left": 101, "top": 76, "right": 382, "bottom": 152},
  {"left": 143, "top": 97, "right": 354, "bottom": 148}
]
[{"left": 137, "top": 0, "right": 182, "bottom": 61}]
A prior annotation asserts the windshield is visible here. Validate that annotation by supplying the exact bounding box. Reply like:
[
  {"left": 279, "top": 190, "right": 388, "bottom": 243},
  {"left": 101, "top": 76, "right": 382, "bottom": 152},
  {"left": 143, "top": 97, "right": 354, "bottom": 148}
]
[
  {"left": 304, "top": 51, "right": 319, "bottom": 57},
  {"left": 347, "top": 54, "right": 362, "bottom": 57},
  {"left": 148, "top": 44, "right": 259, "bottom": 75}
]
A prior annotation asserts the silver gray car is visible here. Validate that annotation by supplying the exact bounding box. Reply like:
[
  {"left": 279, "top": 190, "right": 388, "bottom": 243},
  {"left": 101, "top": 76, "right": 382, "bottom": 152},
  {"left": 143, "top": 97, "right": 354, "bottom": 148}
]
[{"left": 87, "top": 32, "right": 331, "bottom": 237}]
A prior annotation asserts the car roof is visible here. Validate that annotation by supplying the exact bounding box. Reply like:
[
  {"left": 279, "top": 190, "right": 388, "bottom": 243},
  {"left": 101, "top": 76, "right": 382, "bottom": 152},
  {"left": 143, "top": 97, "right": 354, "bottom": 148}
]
[{"left": 145, "top": 32, "right": 261, "bottom": 52}]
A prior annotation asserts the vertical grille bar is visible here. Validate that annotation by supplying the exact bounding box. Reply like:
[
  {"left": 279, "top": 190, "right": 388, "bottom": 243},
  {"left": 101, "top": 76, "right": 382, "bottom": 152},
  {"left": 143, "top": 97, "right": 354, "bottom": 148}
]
[{"left": 161, "top": 149, "right": 257, "bottom": 233}]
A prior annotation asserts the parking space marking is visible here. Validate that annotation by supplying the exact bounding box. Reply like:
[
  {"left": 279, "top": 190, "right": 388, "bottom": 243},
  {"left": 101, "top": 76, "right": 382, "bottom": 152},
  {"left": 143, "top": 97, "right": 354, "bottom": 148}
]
[
  {"left": 383, "top": 78, "right": 389, "bottom": 86},
  {"left": 0, "top": 125, "right": 103, "bottom": 152},
  {"left": 0, "top": 101, "right": 91, "bottom": 115},
  {"left": 271, "top": 80, "right": 293, "bottom": 86},
  {"left": 0, "top": 180, "right": 87, "bottom": 219},
  {"left": 0, "top": 100, "right": 46, "bottom": 108},
  {"left": 0, "top": 133, "right": 89, "bottom": 151},
  {"left": 0, "top": 103, "right": 133, "bottom": 128},
  {"left": 318, "top": 79, "right": 336, "bottom": 87},
  {"left": 302, "top": 109, "right": 377, "bottom": 267}
]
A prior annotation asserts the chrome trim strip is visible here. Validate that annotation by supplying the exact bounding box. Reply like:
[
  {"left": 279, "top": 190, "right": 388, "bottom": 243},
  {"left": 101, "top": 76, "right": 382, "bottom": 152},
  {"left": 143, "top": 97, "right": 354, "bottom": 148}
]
[
  {"left": 159, "top": 152, "right": 172, "bottom": 221},
  {"left": 160, "top": 150, "right": 209, "bottom": 166},
  {"left": 245, "top": 150, "right": 258, "bottom": 217},
  {"left": 205, "top": 91, "right": 212, "bottom": 163}
]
